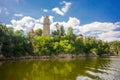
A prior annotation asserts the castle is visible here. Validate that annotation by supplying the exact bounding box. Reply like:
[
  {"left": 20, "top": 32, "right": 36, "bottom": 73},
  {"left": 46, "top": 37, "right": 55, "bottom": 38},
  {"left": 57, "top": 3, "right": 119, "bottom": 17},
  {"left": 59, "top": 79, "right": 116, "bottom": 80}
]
[
  {"left": 42, "top": 16, "right": 50, "bottom": 36},
  {"left": 29, "top": 16, "right": 50, "bottom": 37},
  {"left": 29, "top": 16, "right": 95, "bottom": 40}
]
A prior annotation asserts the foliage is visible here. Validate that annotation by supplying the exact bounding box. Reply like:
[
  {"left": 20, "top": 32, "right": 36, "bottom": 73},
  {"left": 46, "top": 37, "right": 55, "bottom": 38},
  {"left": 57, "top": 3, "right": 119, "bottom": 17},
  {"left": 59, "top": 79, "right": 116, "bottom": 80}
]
[
  {"left": 34, "top": 28, "right": 42, "bottom": 36},
  {"left": 67, "top": 27, "right": 73, "bottom": 36},
  {"left": 109, "top": 41, "right": 120, "bottom": 55},
  {"left": 0, "top": 23, "right": 120, "bottom": 57},
  {"left": 52, "top": 24, "right": 65, "bottom": 37},
  {"left": 0, "top": 24, "right": 33, "bottom": 57},
  {"left": 32, "top": 36, "right": 52, "bottom": 55},
  {"left": 53, "top": 39, "right": 75, "bottom": 54},
  {"left": 75, "top": 38, "right": 84, "bottom": 54}
]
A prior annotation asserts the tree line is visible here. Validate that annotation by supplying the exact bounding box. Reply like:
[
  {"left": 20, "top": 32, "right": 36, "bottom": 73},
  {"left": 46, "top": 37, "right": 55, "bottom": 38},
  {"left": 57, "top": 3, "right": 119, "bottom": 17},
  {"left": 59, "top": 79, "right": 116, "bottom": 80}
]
[{"left": 0, "top": 24, "right": 120, "bottom": 57}]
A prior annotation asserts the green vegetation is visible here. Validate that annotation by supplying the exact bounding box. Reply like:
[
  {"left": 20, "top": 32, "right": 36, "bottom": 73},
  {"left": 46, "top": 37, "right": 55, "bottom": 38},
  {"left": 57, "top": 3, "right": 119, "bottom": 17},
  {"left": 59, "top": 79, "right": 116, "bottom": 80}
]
[{"left": 0, "top": 24, "right": 120, "bottom": 58}]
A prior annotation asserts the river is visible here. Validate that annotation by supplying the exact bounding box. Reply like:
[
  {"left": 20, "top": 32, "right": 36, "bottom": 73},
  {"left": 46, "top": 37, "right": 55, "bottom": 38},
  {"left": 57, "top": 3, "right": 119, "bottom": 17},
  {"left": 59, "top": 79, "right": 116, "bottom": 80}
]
[{"left": 0, "top": 56, "right": 120, "bottom": 80}]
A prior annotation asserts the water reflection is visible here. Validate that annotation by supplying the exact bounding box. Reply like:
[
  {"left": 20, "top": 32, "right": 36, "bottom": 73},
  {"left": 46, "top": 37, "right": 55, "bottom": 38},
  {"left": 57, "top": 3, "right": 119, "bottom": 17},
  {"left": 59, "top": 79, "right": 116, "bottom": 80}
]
[
  {"left": 76, "top": 76, "right": 92, "bottom": 80},
  {"left": 0, "top": 57, "right": 120, "bottom": 80}
]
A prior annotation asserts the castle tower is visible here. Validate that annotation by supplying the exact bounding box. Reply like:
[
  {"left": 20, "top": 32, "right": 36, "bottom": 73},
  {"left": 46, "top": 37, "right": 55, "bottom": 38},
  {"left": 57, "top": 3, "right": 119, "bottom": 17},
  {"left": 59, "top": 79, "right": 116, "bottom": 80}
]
[
  {"left": 43, "top": 16, "right": 50, "bottom": 36},
  {"left": 29, "top": 29, "right": 34, "bottom": 37},
  {"left": 29, "top": 29, "right": 34, "bottom": 41}
]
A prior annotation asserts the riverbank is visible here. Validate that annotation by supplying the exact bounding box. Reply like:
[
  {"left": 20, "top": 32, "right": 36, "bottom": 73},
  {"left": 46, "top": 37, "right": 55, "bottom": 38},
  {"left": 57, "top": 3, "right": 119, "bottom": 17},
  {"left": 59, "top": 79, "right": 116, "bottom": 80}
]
[{"left": 0, "top": 53, "right": 117, "bottom": 61}]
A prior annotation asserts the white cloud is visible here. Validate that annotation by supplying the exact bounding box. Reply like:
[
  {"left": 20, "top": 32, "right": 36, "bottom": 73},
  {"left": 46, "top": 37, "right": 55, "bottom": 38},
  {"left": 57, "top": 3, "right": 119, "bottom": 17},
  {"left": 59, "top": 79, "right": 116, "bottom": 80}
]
[
  {"left": 50, "top": 17, "right": 80, "bottom": 32},
  {"left": 14, "top": 13, "right": 23, "bottom": 17},
  {"left": 34, "top": 23, "right": 43, "bottom": 30},
  {"left": 52, "top": 1, "right": 71, "bottom": 16},
  {"left": 52, "top": 8, "right": 64, "bottom": 16},
  {"left": 49, "top": 16, "right": 54, "bottom": 23},
  {"left": 67, "top": 17, "right": 80, "bottom": 26},
  {"left": 7, "top": 16, "right": 54, "bottom": 33},
  {"left": 6, "top": 16, "right": 120, "bottom": 42},
  {"left": 79, "top": 22, "right": 120, "bottom": 42},
  {"left": 39, "top": 16, "right": 44, "bottom": 23},
  {"left": 98, "top": 31, "right": 120, "bottom": 42},
  {"left": 39, "top": 16, "right": 54, "bottom": 23},
  {"left": 42, "top": 9, "right": 48, "bottom": 12},
  {"left": 61, "top": 1, "right": 71, "bottom": 13},
  {"left": 50, "top": 18, "right": 120, "bottom": 42},
  {"left": 79, "top": 22, "right": 116, "bottom": 33},
  {"left": 7, "top": 16, "right": 40, "bottom": 32},
  {"left": 0, "top": 7, "right": 9, "bottom": 15},
  {"left": 4, "top": 8, "right": 9, "bottom": 14}
]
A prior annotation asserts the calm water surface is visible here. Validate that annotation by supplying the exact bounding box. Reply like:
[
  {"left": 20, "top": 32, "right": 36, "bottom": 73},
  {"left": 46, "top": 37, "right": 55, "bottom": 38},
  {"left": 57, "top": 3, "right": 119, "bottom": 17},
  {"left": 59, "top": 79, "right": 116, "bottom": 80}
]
[{"left": 0, "top": 57, "right": 120, "bottom": 80}]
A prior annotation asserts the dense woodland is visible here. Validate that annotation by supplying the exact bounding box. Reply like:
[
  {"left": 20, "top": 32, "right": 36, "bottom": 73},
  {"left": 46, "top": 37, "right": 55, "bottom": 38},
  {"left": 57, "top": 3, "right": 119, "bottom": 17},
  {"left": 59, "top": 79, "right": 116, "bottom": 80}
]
[{"left": 0, "top": 24, "right": 120, "bottom": 58}]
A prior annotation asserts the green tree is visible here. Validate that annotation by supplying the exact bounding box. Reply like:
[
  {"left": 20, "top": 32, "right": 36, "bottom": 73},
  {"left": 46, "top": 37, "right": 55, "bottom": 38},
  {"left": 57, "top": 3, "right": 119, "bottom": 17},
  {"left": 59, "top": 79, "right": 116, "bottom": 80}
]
[
  {"left": 32, "top": 36, "right": 53, "bottom": 55},
  {"left": 53, "top": 40, "right": 74, "bottom": 54},
  {"left": 59, "top": 25, "right": 64, "bottom": 36},
  {"left": 52, "top": 24, "right": 64, "bottom": 37},
  {"left": 34, "top": 28, "right": 42, "bottom": 36},
  {"left": 75, "top": 38, "right": 84, "bottom": 54},
  {"left": 109, "top": 41, "right": 120, "bottom": 55},
  {"left": 67, "top": 27, "right": 73, "bottom": 36}
]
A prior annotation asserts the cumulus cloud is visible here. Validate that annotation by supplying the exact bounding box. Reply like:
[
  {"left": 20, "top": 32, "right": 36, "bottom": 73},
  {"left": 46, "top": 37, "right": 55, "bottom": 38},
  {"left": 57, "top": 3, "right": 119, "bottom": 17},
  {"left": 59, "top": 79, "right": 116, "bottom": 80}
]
[
  {"left": 6, "top": 16, "right": 54, "bottom": 33},
  {"left": 61, "top": 1, "right": 71, "bottom": 13},
  {"left": 41, "top": 8, "right": 48, "bottom": 13},
  {"left": 79, "top": 22, "right": 116, "bottom": 33},
  {"left": 10, "top": 16, "right": 35, "bottom": 32},
  {"left": 50, "top": 18, "right": 120, "bottom": 42},
  {"left": 98, "top": 31, "right": 120, "bottom": 41},
  {"left": 14, "top": 13, "right": 23, "bottom": 17},
  {"left": 39, "top": 16, "right": 54, "bottom": 23},
  {"left": 79, "top": 22, "right": 120, "bottom": 42},
  {"left": 67, "top": 17, "right": 80, "bottom": 26},
  {"left": 50, "top": 17, "right": 80, "bottom": 34},
  {"left": 52, "top": 8, "right": 64, "bottom": 16},
  {"left": 52, "top": 1, "right": 71, "bottom": 16},
  {"left": 43, "top": 9, "right": 48, "bottom": 12},
  {"left": 6, "top": 16, "right": 120, "bottom": 42}
]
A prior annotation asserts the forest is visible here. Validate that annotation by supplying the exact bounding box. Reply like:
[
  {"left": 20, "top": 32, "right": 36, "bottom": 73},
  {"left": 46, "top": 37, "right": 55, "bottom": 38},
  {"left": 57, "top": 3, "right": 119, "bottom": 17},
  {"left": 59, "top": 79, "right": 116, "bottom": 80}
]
[{"left": 0, "top": 23, "right": 120, "bottom": 58}]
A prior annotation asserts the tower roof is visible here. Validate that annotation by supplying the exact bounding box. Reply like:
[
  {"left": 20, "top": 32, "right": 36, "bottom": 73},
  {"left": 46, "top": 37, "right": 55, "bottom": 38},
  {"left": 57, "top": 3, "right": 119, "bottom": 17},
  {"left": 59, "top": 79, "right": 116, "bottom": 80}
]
[{"left": 29, "top": 29, "right": 34, "bottom": 34}]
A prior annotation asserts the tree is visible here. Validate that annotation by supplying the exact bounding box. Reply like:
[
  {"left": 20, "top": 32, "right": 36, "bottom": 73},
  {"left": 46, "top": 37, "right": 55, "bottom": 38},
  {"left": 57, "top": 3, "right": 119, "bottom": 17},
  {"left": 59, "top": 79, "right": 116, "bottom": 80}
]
[
  {"left": 0, "top": 24, "right": 15, "bottom": 57},
  {"left": 59, "top": 40, "right": 74, "bottom": 53},
  {"left": 34, "top": 28, "right": 42, "bottom": 36},
  {"left": 59, "top": 25, "right": 64, "bottom": 36},
  {"left": 53, "top": 40, "right": 75, "bottom": 54},
  {"left": 0, "top": 24, "right": 7, "bottom": 42},
  {"left": 75, "top": 38, "right": 84, "bottom": 54},
  {"left": 52, "top": 23, "right": 64, "bottom": 37},
  {"left": 109, "top": 41, "right": 120, "bottom": 55},
  {"left": 32, "top": 36, "right": 53, "bottom": 55},
  {"left": 66, "top": 27, "right": 76, "bottom": 44},
  {"left": 94, "top": 40, "right": 109, "bottom": 56},
  {"left": 0, "top": 24, "right": 7, "bottom": 53},
  {"left": 67, "top": 27, "right": 73, "bottom": 36}
]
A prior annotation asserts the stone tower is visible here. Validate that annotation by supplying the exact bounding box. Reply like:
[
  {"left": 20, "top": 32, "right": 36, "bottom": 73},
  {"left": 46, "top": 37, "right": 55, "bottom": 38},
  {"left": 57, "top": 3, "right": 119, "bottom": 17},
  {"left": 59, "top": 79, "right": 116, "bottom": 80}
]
[
  {"left": 29, "top": 29, "right": 34, "bottom": 37},
  {"left": 43, "top": 16, "right": 50, "bottom": 36},
  {"left": 29, "top": 29, "right": 34, "bottom": 41}
]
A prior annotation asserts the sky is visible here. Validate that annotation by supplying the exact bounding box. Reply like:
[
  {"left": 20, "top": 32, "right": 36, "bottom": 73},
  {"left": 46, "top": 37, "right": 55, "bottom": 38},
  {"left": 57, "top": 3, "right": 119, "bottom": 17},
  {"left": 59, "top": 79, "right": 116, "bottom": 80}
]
[{"left": 0, "top": 0, "right": 120, "bottom": 42}]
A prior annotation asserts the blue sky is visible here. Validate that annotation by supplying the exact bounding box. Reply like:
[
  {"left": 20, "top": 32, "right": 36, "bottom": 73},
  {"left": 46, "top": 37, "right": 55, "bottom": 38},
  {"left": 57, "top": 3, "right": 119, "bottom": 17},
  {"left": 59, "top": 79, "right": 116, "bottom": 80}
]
[{"left": 0, "top": 0, "right": 120, "bottom": 41}]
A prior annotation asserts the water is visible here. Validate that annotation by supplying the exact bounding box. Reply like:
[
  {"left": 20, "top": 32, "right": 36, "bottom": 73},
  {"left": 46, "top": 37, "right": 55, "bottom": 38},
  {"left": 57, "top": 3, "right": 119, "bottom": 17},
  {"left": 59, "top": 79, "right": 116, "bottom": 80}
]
[{"left": 0, "top": 57, "right": 120, "bottom": 80}]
